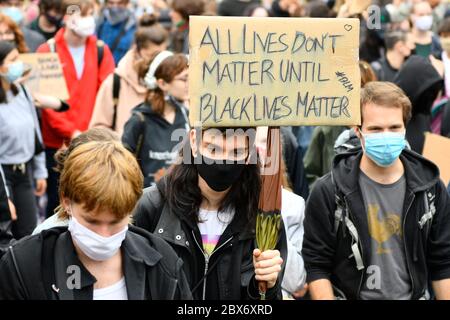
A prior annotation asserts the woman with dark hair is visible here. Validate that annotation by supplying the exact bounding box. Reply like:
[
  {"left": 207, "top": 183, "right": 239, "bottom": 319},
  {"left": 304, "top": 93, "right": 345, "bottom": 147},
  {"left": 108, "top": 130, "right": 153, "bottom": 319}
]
[
  {"left": 133, "top": 127, "right": 286, "bottom": 300},
  {"left": 0, "top": 40, "right": 47, "bottom": 239},
  {"left": 122, "top": 50, "right": 189, "bottom": 187},
  {"left": 90, "top": 14, "right": 169, "bottom": 136},
  {"left": 0, "top": 13, "right": 28, "bottom": 52}
]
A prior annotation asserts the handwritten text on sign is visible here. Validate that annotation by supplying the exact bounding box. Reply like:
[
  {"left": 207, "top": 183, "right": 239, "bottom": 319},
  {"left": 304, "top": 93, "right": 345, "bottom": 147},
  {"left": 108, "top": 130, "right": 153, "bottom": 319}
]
[
  {"left": 19, "top": 53, "right": 69, "bottom": 101},
  {"left": 189, "top": 17, "right": 361, "bottom": 126}
]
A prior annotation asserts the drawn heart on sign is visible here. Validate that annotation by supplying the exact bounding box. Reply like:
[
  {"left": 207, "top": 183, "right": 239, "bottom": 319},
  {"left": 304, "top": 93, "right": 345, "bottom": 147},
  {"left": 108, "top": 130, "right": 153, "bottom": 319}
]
[{"left": 344, "top": 24, "right": 353, "bottom": 31}]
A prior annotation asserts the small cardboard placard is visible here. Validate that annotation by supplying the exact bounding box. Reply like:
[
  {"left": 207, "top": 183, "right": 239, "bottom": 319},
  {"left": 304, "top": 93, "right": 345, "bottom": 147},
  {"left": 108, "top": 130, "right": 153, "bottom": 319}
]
[
  {"left": 423, "top": 133, "right": 450, "bottom": 186},
  {"left": 189, "top": 16, "right": 361, "bottom": 127},
  {"left": 20, "top": 52, "right": 69, "bottom": 101}
]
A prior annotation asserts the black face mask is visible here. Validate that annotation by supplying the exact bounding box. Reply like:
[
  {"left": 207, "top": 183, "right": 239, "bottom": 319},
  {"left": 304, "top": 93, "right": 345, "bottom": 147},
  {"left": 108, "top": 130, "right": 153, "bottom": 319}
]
[
  {"left": 45, "top": 13, "right": 62, "bottom": 28},
  {"left": 195, "top": 154, "right": 246, "bottom": 192}
]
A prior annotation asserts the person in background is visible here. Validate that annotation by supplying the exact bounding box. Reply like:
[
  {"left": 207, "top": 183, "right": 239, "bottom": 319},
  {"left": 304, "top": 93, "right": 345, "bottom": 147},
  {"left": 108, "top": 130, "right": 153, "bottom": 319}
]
[
  {"left": 122, "top": 51, "right": 189, "bottom": 187},
  {"left": 96, "top": 0, "right": 137, "bottom": 65},
  {"left": 0, "top": 166, "right": 15, "bottom": 223},
  {"left": 23, "top": 0, "right": 39, "bottom": 25},
  {"left": 243, "top": 3, "right": 271, "bottom": 17},
  {"left": 304, "top": 61, "right": 377, "bottom": 189},
  {"left": 410, "top": 0, "right": 442, "bottom": 58},
  {"left": 0, "top": 41, "right": 47, "bottom": 239},
  {"left": 0, "top": 165, "right": 16, "bottom": 253},
  {"left": 304, "top": 0, "right": 333, "bottom": 18},
  {"left": 255, "top": 126, "right": 307, "bottom": 299},
  {"left": 0, "top": 140, "right": 192, "bottom": 300},
  {"left": 271, "top": 0, "right": 303, "bottom": 17},
  {"left": 168, "top": 0, "right": 204, "bottom": 54},
  {"left": 37, "top": 0, "right": 115, "bottom": 219},
  {"left": 303, "top": 81, "right": 450, "bottom": 300},
  {"left": 429, "top": 0, "right": 447, "bottom": 33},
  {"left": 0, "top": 0, "right": 45, "bottom": 52},
  {"left": 90, "top": 14, "right": 168, "bottom": 136},
  {"left": 394, "top": 55, "right": 443, "bottom": 153},
  {"left": 438, "top": 17, "right": 450, "bottom": 95},
  {"left": 218, "top": 0, "right": 261, "bottom": 16},
  {"left": 371, "top": 30, "right": 415, "bottom": 82},
  {"left": 0, "top": 13, "right": 28, "bottom": 52},
  {"left": 29, "top": 0, "right": 63, "bottom": 41}
]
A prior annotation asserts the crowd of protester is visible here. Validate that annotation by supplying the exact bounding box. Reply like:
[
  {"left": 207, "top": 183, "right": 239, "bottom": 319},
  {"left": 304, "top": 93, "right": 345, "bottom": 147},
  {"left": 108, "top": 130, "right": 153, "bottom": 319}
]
[{"left": 0, "top": 0, "right": 449, "bottom": 300}]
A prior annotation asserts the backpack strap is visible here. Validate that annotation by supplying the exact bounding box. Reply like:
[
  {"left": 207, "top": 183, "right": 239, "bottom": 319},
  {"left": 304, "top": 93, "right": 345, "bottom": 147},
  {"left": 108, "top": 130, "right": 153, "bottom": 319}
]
[
  {"left": 134, "top": 111, "right": 146, "bottom": 158},
  {"left": 331, "top": 172, "right": 365, "bottom": 271},
  {"left": 109, "top": 17, "right": 129, "bottom": 54},
  {"left": 111, "top": 73, "right": 121, "bottom": 131},
  {"left": 96, "top": 40, "right": 105, "bottom": 68},
  {"left": 47, "top": 38, "right": 56, "bottom": 53}
]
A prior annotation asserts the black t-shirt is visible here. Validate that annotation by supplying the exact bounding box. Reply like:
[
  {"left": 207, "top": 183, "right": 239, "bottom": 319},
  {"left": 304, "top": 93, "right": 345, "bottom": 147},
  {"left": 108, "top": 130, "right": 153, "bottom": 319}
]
[{"left": 29, "top": 18, "right": 57, "bottom": 41}]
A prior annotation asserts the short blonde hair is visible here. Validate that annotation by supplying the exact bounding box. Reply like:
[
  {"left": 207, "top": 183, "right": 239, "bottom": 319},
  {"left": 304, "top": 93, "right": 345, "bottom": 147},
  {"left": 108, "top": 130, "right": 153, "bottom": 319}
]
[{"left": 56, "top": 140, "right": 143, "bottom": 220}]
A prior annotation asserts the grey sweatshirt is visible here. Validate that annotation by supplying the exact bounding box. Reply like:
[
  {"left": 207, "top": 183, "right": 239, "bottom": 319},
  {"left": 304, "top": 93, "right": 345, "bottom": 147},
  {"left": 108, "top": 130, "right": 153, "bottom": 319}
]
[{"left": 0, "top": 86, "right": 47, "bottom": 180}]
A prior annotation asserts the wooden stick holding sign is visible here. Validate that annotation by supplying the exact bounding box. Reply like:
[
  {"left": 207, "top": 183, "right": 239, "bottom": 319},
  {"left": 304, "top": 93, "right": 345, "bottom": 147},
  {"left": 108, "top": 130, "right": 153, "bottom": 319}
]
[
  {"left": 19, "top": 52, "right": 69, "bottom": 101},
  {"left": 189, "top": 16, "right": 361, "bottom": 127}
]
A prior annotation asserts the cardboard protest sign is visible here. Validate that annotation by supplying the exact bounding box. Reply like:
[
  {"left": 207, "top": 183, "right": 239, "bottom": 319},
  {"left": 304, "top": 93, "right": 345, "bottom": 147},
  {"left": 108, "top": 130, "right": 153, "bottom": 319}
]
[
  {"left": 423, "top": 133, "right": 450, "bottom": 186},
  {"left": 189, "top": 16, "right": 361, "bottom": 127},
  {"left": 20, "top": 53, "right": 69, "bottom": 101}
]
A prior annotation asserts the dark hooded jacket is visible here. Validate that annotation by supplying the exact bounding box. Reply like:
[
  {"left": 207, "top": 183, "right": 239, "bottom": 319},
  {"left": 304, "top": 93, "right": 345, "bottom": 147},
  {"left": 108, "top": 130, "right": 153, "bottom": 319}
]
[
  {"left": 122, "top": 99, "right": 188, "bottom": 187},
  {"left": 303, "top": 148, "right": 450, "bottom": 300},
  {"left": 133, "top": 179, "right": 287, "bottom": 300},
  {"left": 394, "top": 55, "right": 443, "bottom": 154},
  {"left": 0, "top": 225, "right": 192, "bottom": 300}
]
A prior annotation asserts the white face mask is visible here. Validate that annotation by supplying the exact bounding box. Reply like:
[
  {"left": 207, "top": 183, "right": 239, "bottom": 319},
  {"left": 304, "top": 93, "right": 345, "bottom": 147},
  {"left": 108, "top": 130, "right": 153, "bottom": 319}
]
[
  {"left": 70, "top": 16, "right": 96, "bottom": 38},
  {"left": 415, "top": 15, "right": 433, "bottom": 31},
  {"left": 68, "top": 215, "right": 128, "bottom": 261}
]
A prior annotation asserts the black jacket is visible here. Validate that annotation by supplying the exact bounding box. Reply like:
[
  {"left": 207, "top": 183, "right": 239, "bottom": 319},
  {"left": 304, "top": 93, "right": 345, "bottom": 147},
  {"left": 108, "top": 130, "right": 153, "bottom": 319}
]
[
  {"left": 0, "top": 167, "right": 9, "bottom": 222},
  {"left": 370, "top": 56, "right": 398, "bottom": 82},
  {"left": 0, "top": 167, "right": 14, "bottom": 256},
  {"left": 394, "top": 55, "right": 443, "bottom": 153},
  {"left": 302, "top": 148, "right": 450, "bottom": 300},
  {"left": 0, "top": 225, "right": 192, "bottom": 300},
  {"left": 122, "top": 100, "right": 188, "bottom": 187},
  {"left": 133, "top": 180, "right": 287, "bottom": 300}
]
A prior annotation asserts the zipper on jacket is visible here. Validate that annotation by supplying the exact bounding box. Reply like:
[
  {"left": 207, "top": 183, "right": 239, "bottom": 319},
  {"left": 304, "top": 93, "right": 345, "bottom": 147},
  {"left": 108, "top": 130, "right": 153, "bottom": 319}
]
[
  {"left": 191, "top": 230, "right": 233, "bottom": 300},
  {"left": 402, "top": 193, "right": 416, "bottom": 298}
]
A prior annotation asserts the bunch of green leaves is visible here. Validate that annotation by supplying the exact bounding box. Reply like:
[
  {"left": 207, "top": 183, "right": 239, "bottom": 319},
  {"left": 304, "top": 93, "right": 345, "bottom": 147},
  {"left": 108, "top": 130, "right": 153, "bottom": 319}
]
[{"left": 256, "top": 212, "right": 281, "bottom": 252}]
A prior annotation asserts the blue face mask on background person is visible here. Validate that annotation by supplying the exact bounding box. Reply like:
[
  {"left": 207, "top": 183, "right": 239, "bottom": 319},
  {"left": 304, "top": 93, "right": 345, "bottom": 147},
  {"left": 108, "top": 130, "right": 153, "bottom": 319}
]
[
  {"left": 1, "top": 7, "right": 24, "bottom": 25},
  {"left": 360, "top": 130, "right": 407, "bottom": 167},
  {"left": 1, "top": 61, "right": 24, "bottom": 83}
]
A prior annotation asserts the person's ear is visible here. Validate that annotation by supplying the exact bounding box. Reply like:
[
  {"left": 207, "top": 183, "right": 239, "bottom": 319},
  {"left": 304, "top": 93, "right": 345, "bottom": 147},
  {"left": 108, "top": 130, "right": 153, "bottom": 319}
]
[
  {"left": 354, "top": 126, "right": 362, "bottom": 139},
  {"left": 61, "top": 197, "right": 71, "bottom": 215},
  {"left": 190, "top": 128, "right": 198, "bottom": 157},
  {"left": 157, "top": 78, "right": 169, "bottom": 92},
  {"left": 0, "top": 64, "right": 8, "bottom": 74}
]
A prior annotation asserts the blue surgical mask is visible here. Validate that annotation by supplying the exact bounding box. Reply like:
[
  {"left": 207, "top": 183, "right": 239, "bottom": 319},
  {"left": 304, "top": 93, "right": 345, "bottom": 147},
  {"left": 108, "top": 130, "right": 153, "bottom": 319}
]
[
  {"left": 1, "top": 7, "right": 24, "bottom": 25},
  {"left": 2, "top": 61, "right": 24, "bottom": 83},
  {"left": 360, "top": 130, "right": 406, "bottom": 167}
]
